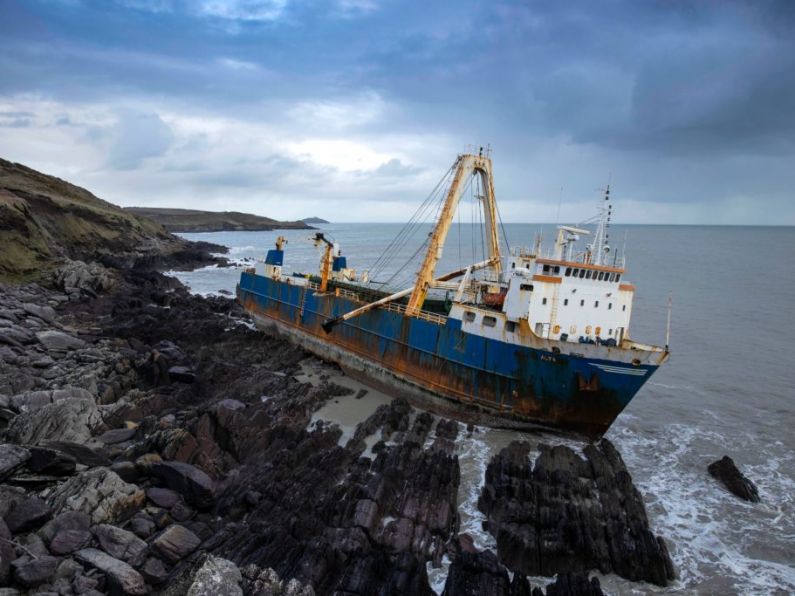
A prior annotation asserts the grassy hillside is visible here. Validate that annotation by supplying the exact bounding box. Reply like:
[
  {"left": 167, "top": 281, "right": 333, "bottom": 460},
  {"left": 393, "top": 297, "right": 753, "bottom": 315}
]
[
  {"left": 0, "top": 159, "right": 192, "bottom": 281},
  {"left": 125, "top": 207, "right": 313, "bottom": 233}
]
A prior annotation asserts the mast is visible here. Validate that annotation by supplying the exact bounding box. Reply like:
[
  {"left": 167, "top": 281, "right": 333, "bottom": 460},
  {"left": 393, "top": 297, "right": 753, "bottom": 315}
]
[{"left": 405, "top": 150, "right": 503, "bottom": 316}]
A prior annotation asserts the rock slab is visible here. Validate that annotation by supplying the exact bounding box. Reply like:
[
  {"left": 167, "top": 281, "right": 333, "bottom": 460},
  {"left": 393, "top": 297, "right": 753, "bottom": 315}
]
[{"left": 708, "top": 456, "right": 760, "bottom": 502}]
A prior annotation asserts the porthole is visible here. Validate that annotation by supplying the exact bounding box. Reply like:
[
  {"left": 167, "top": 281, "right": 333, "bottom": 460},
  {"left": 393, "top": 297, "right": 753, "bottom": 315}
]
[{"left": 464, "top": 311, "right": 476, "bottom": 322}]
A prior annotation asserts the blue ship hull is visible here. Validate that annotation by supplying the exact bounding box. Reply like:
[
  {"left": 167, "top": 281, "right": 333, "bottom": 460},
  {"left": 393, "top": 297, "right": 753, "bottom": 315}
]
[{"left": 237, "top": 271, "right": 659, "bottom": 437}]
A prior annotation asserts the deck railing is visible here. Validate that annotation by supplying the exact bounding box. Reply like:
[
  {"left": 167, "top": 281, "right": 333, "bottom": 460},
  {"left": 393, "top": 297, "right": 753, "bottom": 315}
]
[{"left": 307, "top": 280, "right": 448, "bottom": 325}]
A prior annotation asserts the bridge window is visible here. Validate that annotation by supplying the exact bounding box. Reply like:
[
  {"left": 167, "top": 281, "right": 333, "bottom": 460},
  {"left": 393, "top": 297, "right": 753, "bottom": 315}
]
[
  {"left": 506, "top": 321, "right": 517, "bottom": 333},
  {"left": 464, "top": 311, "right": 476, "bottom": 323},
  {"left": 586, "top": 270, "right": 592, "bottom": 279},
  {"left": 578, "top": 269, "right": 585, "bottom": 278},
  {"left": 483, "top": 316, "right": 497, "bottom": 327},
  {"left": 565, "top": 267, "right": 572, "bottom": 276},
  {"left": 598, "top": 271, "right": 605, "bottom": 281},
  {"left": 554, "top": 266, "right": 560, "bottom": 273},
  {"left": 542, "top": 298, "right": 547, "bottom": 305},
  {"left": 543, "top": 264, "right": 550, "bottom": 273},
  {"left": 608, "top": 273, "right": 614, "bottom": 282},
  {"left": 615, "top": 274, "right": 621, "bottom": 282},
  {"left": 520, "top": 283, "right": 533, "bottom": 292}
]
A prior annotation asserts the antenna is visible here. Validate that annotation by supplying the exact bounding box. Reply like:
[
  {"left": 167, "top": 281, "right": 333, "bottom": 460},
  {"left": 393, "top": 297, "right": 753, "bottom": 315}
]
[
  {"left": 665, "top": 292, "right": 672, "bottom": 352},
  {"left": 555, "top": 186, "right": 563, "bottom": 226}
]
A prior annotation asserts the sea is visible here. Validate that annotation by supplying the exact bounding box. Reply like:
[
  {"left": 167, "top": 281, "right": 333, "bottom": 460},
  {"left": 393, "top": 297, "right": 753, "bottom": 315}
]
[{"left": 169, "top": 223, "right": 795, "bottom": 595}]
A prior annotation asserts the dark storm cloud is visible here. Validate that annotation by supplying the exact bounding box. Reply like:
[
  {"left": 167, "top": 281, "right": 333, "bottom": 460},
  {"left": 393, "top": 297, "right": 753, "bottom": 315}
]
[{"left": 0, "top": 0, "right": 792, "bottom": 221}]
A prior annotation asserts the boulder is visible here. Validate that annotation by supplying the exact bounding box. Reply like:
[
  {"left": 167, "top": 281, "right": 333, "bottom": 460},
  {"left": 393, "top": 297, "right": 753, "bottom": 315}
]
[
  {"left": 94, "top": 524, "right": 148, "bottom": 567},
  {"left": 75, "top": 548, "right": 146, "bottom": 595},
  {"left": 49, "top": 528, "right": 92, "bottom": 555},
  {"left": 150, "top": 524, "right": 201, "bottom": 563},
  {"left": 0, "top": 444, "right": 30, "bottom": 481},
  {"left": 4, "top": 496, "right": 52, "bottom": 533},
  {"left": 38, "top": 510, "right": 91, "bottom": 544},
  {"left": 150, "top": 461, "right": 215, "bottom": 509},
  {"left": 187, "top": 555, "right": 243, "bottom": 596},
  {"left": 46, "top": 468, "right": 145, "bottom": 524},
  {"left": 708, "top": 456, "right": 760, "bottom": 502},
  {"left": 6, "top": 398, "right": 102, "bottom": 445},
  {"left": 12, "top": 555, "right": 59, "bottom": 588},
  {"left": 35, "top": 330, "right": 87, "bottom": 351}
]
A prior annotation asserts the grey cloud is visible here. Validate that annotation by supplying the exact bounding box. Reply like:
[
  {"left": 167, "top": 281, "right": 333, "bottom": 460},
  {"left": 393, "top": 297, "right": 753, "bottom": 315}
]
[{"left": 107, "top": 111, "right": 174, "bottom": 170}]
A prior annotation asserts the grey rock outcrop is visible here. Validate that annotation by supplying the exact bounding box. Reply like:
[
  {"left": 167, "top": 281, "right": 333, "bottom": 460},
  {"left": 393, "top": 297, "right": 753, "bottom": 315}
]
[
  {"left": 187, "top": 554, "right": 244, "bottom": 596},
  {"left": 47, "top": 468, "right": 145, "bottom": 524},
  {"left": 6, "top": 398, "right": 101, "bottom": 444}
]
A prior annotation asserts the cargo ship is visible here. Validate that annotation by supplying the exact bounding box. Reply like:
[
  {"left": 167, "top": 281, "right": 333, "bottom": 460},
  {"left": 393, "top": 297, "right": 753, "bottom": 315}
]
[{"left": 237, "top": 151, "right": 669, "bottom": 437}]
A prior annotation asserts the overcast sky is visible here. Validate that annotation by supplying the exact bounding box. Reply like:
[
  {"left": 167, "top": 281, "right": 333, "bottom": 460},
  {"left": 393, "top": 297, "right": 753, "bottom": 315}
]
[{"left": 1, "top": 0, "right": 793, "bottom": 224}]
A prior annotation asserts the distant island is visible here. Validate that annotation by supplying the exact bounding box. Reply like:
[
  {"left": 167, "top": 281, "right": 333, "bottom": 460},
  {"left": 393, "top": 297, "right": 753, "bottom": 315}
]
[
  {"left": 124, "top": 207, "right": 314, "bottom": 233},
  {"left": 301, "top": 216, "right": 330, "bottom": 224}
]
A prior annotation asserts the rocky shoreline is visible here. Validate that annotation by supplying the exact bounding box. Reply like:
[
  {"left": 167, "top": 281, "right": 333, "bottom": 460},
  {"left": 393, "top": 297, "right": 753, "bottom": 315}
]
[{"left": 0, "top": 260, "right": 676, "bottom": 595}]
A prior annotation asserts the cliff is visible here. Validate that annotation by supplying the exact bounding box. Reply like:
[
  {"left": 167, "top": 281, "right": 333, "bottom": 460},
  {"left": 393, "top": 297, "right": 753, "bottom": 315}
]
[
  {"left": 124, "top": 207, "right": 313, "bottom": 233},
  {"left": 0, "top": 158, "right": 220, "bottom": 282}
]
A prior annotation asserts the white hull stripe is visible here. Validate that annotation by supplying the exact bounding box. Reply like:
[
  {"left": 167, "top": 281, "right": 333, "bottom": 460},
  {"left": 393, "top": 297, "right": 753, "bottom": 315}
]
[{"left": 589, "top": 363, "right": 648, "bottom": 376}]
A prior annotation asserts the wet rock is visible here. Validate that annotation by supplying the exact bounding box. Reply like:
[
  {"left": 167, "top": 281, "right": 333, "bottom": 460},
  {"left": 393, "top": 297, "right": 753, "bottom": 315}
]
[
  {"left": 150, "top": 460, "right": 215, "bottom": 509},
  {"left": 478, "top": 439, "right": 675, "bottom": 587},
  {"left": 139, "top": 556, "right": 168, "bottom": 585},
  {"left": 441, "top": 549, "right": 524, "bottom": 596},
  {"left": 35, "top": 330, "right": 87, "bottom": 351},
  {"left": 75, "top": 548, "right": 146, "bottom": 595},
  {"left": 708, "top": 456, "right": 760, "bottom": 502},
  {"left": 47, "top": 468, "right": 146, "bottom": 524},
  {"left": 12, "top": 555, "right": 59, "bottom": 588},
  {"left": 27, "top": 446, "right": 77, "bottom": 476},
  {"left": 4, "top": 496, "right": 52, "bottom": 533},
  {"left": 0, "top": 444, "right": 30, "bottom": 481},
  {"left": 146, "top": 487, "right": 181, "bottom": 509},
  {"left": 49, "top": 528, "right": 92, "bottom": 555},
  {"left": 187, "top": 554, "right": 243, "bottom": 596},
  {"left": 94, "top": 524, "right": 148, "bottom": 567},
  {"left": 6, "top": 398, "right": 102, "bottom": 445},
  {"left": 150, "top": 524, "right": 201, "bottom": 563},
  {"left": 544, "top": 572, "right": 604, "bottom": 596}
]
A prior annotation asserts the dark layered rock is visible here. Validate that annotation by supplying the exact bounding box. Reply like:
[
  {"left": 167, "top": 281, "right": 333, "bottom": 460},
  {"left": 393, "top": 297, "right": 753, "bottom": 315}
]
[
  {"left": 708, "top": 456, "right": 760, "bottom": 502},
  {"left": 11, "top": 555, "right": 59, "bottom": 588},
  {"left": 94, "top": 523, "right": 149, "bottom": 567},
  {"left": 478, "top": 440, "right": 676, "bottom": 587},
  {"left": 150, "top": 461, "right": 215, "bottom": 509},
  {"left": 4, "top": 495, "right": 52, "bottom": 533},
  {"left": 0, "top": 444, "right": 30, "bottom": 480}
]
